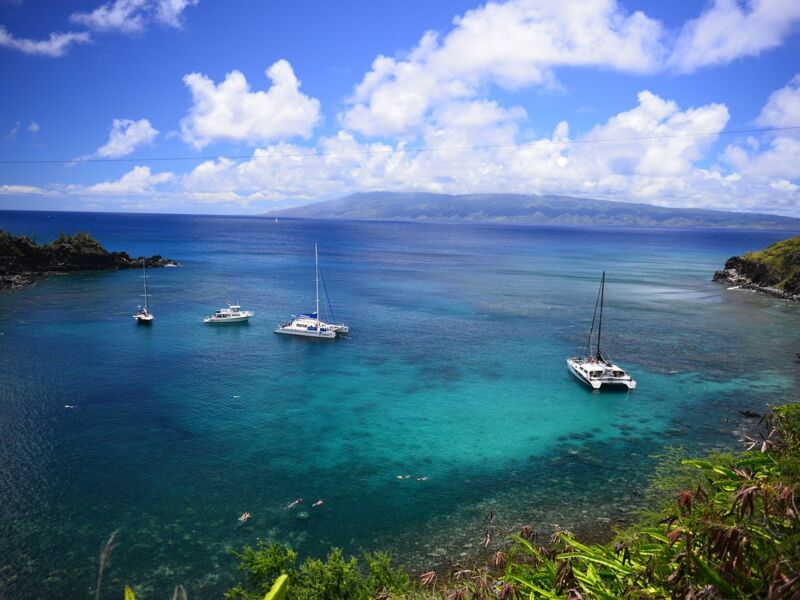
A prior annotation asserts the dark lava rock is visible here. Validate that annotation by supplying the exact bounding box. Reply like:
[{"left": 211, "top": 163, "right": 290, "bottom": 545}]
[{"left": 1, "top": 230, "right": 178, "bottom": 291}]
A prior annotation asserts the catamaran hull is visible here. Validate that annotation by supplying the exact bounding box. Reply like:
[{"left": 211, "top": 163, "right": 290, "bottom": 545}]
[
  {"left": 567, "top": 360, "right": 636, "bottom": 390},
  {"left": 274, "top": 327, "right": 336, "bottom": 339},
  {"left": 134, "top": 315, "right": 154, "bottom": 324}
]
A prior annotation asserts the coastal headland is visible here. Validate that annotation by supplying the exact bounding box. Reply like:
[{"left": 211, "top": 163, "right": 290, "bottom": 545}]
[
  {"left": 0, "top": 229, "right": 178, "bottom": 291},
  {"left": 714, "top": 235, "right": 800, "bottom": 301}
]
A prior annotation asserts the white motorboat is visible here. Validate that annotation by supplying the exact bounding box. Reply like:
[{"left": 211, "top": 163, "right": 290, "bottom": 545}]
[
  {"left": 204, "top": 303, "right": 253, "bottom": 324},
  {"left": 567, "top": 272, "right": 636, "bottom": 390},
  {"left": 275, "top": 244, "right": 348, "bottom": 339},
  {"left": 133, "top": 258, "right": 154, "bottom": 323}
]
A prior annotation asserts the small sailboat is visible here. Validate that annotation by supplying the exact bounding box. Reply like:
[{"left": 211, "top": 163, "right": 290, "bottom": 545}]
[
  {"left": 567, "top": 272, "right": 636, "bottom": 390},
  {"left": 203, "top": 302, "right": 253, "bottom": 324},
  {"left": 275, "top": 244, "right": 348, "bottom": 339},
  {"left": 133, "top": 258, "right": 154, "bottom": 323}
]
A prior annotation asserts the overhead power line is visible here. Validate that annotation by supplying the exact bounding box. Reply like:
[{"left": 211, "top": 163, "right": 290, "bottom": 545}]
[{"left": 1, "top": 125, "right": 798, "bottom": 166}]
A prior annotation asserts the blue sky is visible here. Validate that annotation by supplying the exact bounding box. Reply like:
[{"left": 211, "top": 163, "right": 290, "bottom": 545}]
[{"left": 1, "top": 0, "right": 799, "bottom": 215}]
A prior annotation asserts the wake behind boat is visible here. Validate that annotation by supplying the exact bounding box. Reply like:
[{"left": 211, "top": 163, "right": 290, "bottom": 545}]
[
  {"left": 567, "top": 272, "right": 636, "bottom": 390},
  {"left": 133, "top": 258, "right": 154, "bottom": 323},
  {"left": 204, "top": 303, "right": 253, "bottom": 324},
  {"left": 275, "top": 244, "right": 348, "bottom": 339}
]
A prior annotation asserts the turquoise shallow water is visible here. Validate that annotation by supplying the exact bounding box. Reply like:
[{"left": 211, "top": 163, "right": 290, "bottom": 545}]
[{"left": 1, "top": 211, "right": 799, "bottom": 597}]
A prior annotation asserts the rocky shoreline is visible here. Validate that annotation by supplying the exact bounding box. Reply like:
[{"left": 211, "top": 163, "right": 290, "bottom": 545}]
[
  {"left": 713, "top": 236, "right": 800, "bottom": 302},
  {"left": 0, "top": 230, "right": 178, "bottom": 292}
]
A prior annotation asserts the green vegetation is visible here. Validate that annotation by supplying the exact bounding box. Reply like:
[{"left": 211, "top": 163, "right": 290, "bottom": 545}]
[
  {"left": 226, "top": 403, "right": 800, "bottom": 599},
  {"left": 224, "top": 542, "right": 410, "bottom": 599},
  {"left": 741, "top": 235, "right": 800, "bottom": 294}
]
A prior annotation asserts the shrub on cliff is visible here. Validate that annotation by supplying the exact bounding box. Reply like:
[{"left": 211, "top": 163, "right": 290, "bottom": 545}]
[{"left": 224, "top": 542, "right": 410, "bottom": 600}]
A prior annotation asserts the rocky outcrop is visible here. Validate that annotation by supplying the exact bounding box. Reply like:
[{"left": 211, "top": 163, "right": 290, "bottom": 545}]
[
  {"left": 0, "top": 230, "right": 178, "bottom": 291},
  {"left": 713, "top": 236, "right": 800, "bottom": 301}
]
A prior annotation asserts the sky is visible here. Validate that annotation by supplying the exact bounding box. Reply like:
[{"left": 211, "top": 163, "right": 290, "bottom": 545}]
[{"left": 0, "top": 0, "right": 799, "bottom": 216}]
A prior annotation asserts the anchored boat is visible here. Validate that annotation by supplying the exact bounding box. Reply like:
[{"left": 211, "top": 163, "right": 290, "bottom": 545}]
[
  {"left": 133, "top": 258, "right": 154, "bottom": 323},
  {"left": 204, "top": 302, "right": 253, "bottom": 324},
  {"left": 567, "top": 272, "right": 636, "bottom": 390},
  {"left": 275, "top": 244, "right": 348, "bottom": 339}
]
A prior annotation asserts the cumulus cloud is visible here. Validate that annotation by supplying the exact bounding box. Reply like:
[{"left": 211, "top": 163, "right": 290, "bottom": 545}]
[
  {"left": 0, "top": 25, "right": 90, "bottom": 57},
  {"left": 70, "top": 0, "right": 149, "bottom": 33},
  {"left": 341, "top": 0, "right": 666, "bottom": 137},
  {"left": 4, "top": 89, "right": 798, "bottom": 215},
  {"left": 70, "top": 0, "right": 197, "bottom": 33},
  {"left": 28, "top": 121, "right": 40, "bottom": 134},
  {"left": 84, "top": 166, "right": 174, "bottom": 194},
  {"left": 756, "top": 74, "right": 800, "bottom": 128},
  {"left": 175, "top": 92, "right": 733, "bottom": 205},
  {"left": 90, "top": 118, "right": 159, "bottom": 158},
  {"left": 669, "top": 0, "right": 800, "bottom": 73},
  {"left": 179, "top": 60, "right": 322, "bottom": 149},
  {"left": 154, "top": 0, "right": 199, "bottom": 27}
]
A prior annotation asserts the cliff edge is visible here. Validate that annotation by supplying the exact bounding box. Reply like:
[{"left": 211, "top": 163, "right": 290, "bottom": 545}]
[{"left": 713, "top": 236, "right": 800, "bottom": 301}]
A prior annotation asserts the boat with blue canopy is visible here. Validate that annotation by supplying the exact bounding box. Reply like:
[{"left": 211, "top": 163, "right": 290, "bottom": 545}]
[{"left": 275, "top": 244, "right": 348, "bottom": 339}]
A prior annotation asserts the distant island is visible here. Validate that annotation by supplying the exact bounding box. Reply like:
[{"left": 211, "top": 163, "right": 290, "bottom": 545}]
[
  {"left": 714, "top": 236, "right": 800, "bottom": 301},
  {"left": 0, "top": 230, "right": 178, "bottom": 291},
  {"left": 265, "top": 192, "right": 800, "bottom": 230}
]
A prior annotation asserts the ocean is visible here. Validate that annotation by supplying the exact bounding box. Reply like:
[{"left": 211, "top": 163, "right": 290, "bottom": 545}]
[{"left": 1, "top": 210, "right": 798, "bottom": 598}]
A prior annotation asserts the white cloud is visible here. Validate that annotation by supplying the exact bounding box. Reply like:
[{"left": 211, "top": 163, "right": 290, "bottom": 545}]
[
  {"left": 28, "top": 121, "right": 40, "bottom": 134},
  {"left": 5, "top": 121, "right": 21, "bottom": 141},
  {"left": 70, "top": 0, "right": 149, "bottom": 34},
  {"left": 756, "top": 74, "right": 800, "bottom": 128},
  {"left": 341, "top": 0, "right": 666, "bottom": 137},
  {"left": 70, "top": 0, "right": 197, "bottom": 33},
  {"left": 179, "top": 60, "right": 322, "bottom": 149},
  {"left": 84, "top": 166, "right": 174, "bottom": 194},
  {"left": 669, "top": 0, "right": 800, "bottom": 73},
  {"left": 722, "top": 135, "right": 800, "bottom": 180},
  {"left": 0, "top": 184, "right": 51, "bottom": 196},
  {"left": 92, "top": 118, "right": 159, "bottom": 158},
  {"left": 5, "top": 89, "right": 798, "bottom": 215},
  {"left": 0, "top": 25, "right": 90, "bottom": 57},
  {"left": 154, "top": 0, "right": 198, "bottom": 27}
]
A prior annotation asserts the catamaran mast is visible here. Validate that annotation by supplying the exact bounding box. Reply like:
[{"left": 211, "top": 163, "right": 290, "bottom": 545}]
[
  {"left": 142, "top": 258, "right": 149, "bottom": 313},
  {"left": 596, "top": 271, "right": 605, "bottom": 359},
  {"left": 314, "top": 243, "right": 320, "bottom": 334}
]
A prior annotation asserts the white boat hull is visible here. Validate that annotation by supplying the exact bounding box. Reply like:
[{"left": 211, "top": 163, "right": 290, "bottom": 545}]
[
  {"left": 274, "top": 326, "right": 336, "bottom": 339},
  {"left": 134, "top": 314, "right": 154, "bottom": 323},
  {"left": 204, "top": 314, "right": 252, "bottom": 323},
  {"left": 567, "top": 359, "right": 636, "bottom": 390}
]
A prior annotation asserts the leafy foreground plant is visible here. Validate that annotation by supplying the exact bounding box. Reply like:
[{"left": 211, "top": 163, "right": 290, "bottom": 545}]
[
  {"left": 504, "top": 404, "right": 800, "bottom": 599},
  {"left": 224, "top": 542, "right": 410, "bottom": 600},
  {"left": 226, "top": 404, "right": 800, "bottom": 599}
]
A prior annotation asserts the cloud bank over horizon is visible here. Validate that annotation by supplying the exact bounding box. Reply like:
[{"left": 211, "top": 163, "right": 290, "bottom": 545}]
[{"left": 1, "top": 0, "right": 799, "bottom": 216}]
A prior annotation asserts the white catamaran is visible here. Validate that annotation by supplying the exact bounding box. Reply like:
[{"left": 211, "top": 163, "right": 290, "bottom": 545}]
[
  {"left": 275, "top": 244, "right": 348, "bottom": 339},
  {"left": 133, "top": 258, "right": 154, "bottom": 323},
  {"left": 567, "top": 272, "right": 636, "bottom": 390}
]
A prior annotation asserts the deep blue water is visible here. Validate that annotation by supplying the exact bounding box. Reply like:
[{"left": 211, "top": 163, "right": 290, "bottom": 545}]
[{"left": 1, "top": 211, "right": 799, "bottom": 598}]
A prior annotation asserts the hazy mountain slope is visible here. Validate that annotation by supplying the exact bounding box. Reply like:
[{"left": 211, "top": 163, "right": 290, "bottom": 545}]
[{"left": 265, "top": 192, "right": 800, "bottom": 229}]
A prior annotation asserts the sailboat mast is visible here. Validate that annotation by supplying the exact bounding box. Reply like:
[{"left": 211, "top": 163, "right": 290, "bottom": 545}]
[
  {"left": 314, "top": 243, "right": 320, "bottom": 331},
  {"left": 596, "top": 271, "right": 605, "bottom": 359},
  {"left": 142, "top": 258, "right": 149, "bottom": 312}
]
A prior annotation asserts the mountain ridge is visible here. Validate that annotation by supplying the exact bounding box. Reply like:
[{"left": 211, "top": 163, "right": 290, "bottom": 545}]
[{"left": 264, "top": 192, "right": 800, "bottom": 229}]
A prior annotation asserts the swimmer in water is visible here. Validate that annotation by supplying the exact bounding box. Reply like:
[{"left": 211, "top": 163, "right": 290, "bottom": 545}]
[
  {"left": 238, "top": 512, "right": 251, "bottom": 524},
  {"left": 286, "top": 498, "right": 303, "bottom": 509},
  {"left": 312, "top": 499, "right": 324, "bottom": 508},
  {"left": 396, "top": 474, "right": 410, "bottom": 480},
  {"left": 416, "top": 476, "right": 428, "bottom": 481}
]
